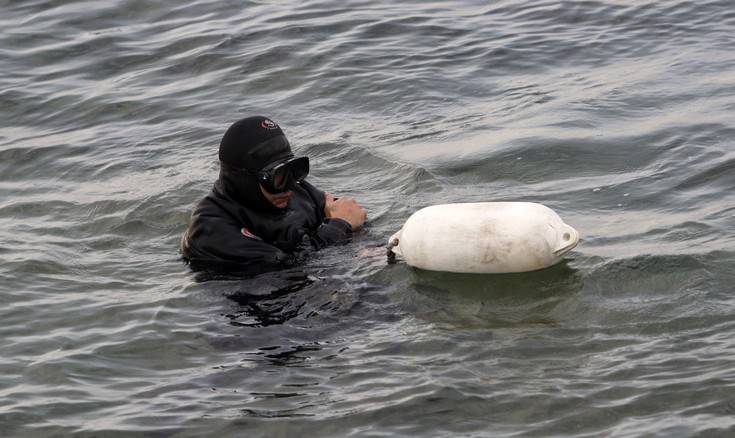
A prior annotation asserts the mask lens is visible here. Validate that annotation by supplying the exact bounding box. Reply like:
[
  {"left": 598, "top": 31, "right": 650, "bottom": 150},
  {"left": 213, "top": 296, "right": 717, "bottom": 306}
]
[
  {"left": 271, "top": 165, "right": 289, "bottom": 191},
  {"left": 259, "top": 156, "right": 309, "bottom": 194},
  {"left": 289, "top": 157, "right": 309, "bottom": 182}
]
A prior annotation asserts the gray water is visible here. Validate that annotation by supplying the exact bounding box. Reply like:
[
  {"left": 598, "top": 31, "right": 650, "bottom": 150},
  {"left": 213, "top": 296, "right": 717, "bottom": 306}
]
[{"left": 2, "top": 0, "right": 735, "bottom": 436}]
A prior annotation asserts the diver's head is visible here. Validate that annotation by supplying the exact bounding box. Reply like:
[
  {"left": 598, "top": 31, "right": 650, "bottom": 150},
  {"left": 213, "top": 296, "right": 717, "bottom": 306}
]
[{"left": 217, "top": 116, "right": 309, "bottom": 210}]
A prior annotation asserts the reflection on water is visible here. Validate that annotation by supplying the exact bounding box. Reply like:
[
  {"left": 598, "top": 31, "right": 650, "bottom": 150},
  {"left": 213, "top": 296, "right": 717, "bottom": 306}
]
[
  {"left": 226, "top": 273, "right": 317, "bottom": 327},
  {"left": 407, "top": 262, "right": 584, "bottom": 328},
  {"left": 246, "top": 344, "right": 323, "bottom": 367}
]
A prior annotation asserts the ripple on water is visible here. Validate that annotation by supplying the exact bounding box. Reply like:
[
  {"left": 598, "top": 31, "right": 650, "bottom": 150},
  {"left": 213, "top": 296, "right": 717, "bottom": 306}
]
[{"left": 2, "top": 0, "right": 735, "bottom": 436}]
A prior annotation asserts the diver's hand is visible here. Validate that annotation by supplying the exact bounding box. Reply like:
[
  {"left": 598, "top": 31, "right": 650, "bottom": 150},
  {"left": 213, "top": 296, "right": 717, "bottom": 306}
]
[{"left": 324, "top": 192, "right": 366, "bottom": 230}]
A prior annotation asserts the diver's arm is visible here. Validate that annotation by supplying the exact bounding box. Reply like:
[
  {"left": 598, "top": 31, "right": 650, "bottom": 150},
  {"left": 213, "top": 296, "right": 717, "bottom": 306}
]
[
  {"left": 311, "top": 217, "right": 353, "bottom": 249},
  {"left": 268, "top": 180, "right": 363, "bottom": 253},
  {"left": 273, "top": 216, "right": 352, "bottom": 253}
]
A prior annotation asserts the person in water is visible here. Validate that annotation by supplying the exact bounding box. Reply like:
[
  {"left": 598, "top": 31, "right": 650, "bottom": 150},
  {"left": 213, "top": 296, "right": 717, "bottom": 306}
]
[{"left": 181, "top": 116, "right": 366, "bottom": 275}]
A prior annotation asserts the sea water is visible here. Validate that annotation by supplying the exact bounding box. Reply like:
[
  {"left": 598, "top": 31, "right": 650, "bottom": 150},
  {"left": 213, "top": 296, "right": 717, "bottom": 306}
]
[{"left": 2, "top": 1, "right": 735, "bottom": 436}]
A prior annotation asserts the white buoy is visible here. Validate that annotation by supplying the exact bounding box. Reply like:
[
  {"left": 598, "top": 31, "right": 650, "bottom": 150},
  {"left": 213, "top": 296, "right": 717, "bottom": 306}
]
[{"left": 388, "top": 202, "right": 579, "bottom": 274}]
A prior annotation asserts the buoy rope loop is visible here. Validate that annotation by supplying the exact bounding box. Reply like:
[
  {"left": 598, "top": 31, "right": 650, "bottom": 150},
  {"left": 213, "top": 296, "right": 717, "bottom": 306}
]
[{"left": 386, "top": 238, "right": 398, "bottom": 264}]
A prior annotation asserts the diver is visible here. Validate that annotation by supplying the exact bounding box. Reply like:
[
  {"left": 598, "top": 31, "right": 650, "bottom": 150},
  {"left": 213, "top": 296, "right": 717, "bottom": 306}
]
[{"left": 181, "top": 116, "right": 366, "bottom": 276}]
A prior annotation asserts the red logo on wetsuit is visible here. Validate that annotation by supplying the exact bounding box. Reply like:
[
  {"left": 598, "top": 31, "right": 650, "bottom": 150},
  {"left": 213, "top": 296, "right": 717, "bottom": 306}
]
[
  {"left": 260, "top": 119, "right": 278, "bottom": 130},
  {"left": 241, "top": 227, "right": 262, "bottom": 240}
]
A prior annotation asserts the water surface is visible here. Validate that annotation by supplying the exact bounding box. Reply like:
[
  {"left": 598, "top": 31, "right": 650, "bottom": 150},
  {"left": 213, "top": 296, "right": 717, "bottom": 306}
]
[{"left": 2, "top": 0, "right": 735, "bottom": 436}]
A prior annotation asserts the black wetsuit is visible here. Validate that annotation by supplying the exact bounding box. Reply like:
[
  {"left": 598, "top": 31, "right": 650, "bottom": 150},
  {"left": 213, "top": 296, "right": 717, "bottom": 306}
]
[
  {"left": 181, "top": 169, "right": 352, "bottom": 276},
  {"left": 181, "top": 116, "right": 353, "bottom": 276}
]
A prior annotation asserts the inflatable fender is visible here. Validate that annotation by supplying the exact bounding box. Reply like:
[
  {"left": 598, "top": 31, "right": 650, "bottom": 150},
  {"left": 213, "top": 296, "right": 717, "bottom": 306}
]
[{"left": 388, "top": 202, "right": 579, "bottom": 274}]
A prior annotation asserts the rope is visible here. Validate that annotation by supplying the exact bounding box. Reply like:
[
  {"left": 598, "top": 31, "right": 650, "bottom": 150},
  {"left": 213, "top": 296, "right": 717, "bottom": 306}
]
[{"left": 386, "top": 238, "right": 398, "bottom": 264}]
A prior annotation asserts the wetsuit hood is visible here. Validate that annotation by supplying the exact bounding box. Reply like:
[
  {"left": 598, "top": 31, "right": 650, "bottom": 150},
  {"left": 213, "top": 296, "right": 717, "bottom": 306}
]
[{"left": 215, "top": 116, "right": 294, "bottom": 212}]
